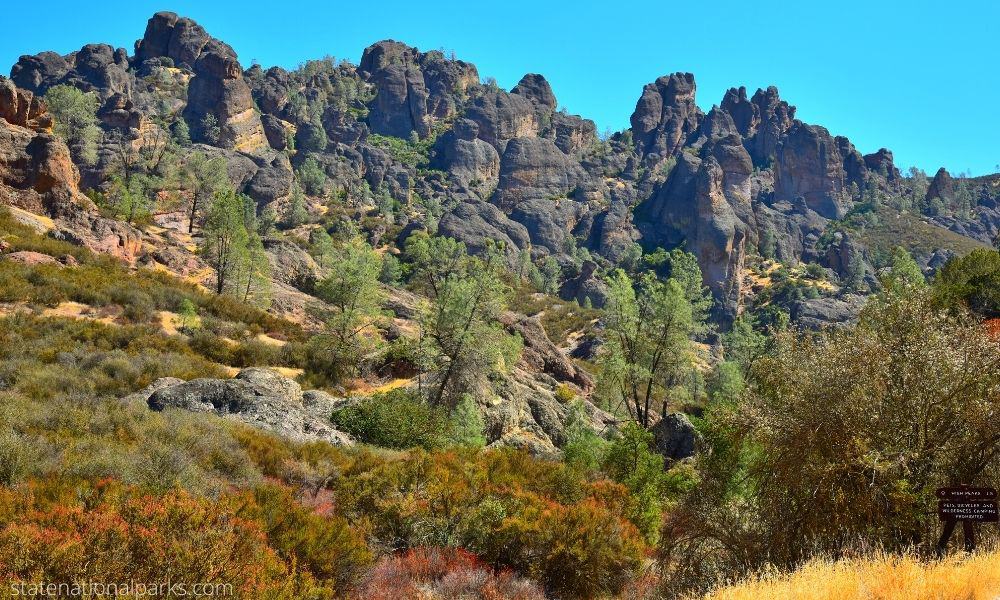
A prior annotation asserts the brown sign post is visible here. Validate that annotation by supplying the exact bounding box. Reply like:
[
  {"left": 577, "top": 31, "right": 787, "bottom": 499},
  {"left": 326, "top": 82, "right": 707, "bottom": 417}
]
[{"left": 936, "top": 486, "right": 998, "bottom": 555}]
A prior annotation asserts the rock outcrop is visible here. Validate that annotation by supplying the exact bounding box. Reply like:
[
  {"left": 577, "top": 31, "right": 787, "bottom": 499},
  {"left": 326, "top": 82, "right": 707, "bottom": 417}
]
[
  {"left": 142, "top": 368, "right": 353, "bottom": 445},
  {"left": 131, "top": 12, "right": 267, "bottom": 151},
  {"left": 183, "top": 51, "right": 267, "bottom": 151},
  {"left": 360, "top": 40, "right": 478, "bottom": 139},
  {"left": 12, "top": 45, "right": 131, "bottom": 102},
  {"left": 559, "top": 260, "right": 610, "bottom": 308},
  {"left": 773, "top": 122, "right": 866, "bottom": 220},
  {"left": 134, "top": 11, "right": 225, "bottom": 69},
  {"left": 651, "top": 413, "right": 702, "bottom": 462},
  {"left": 499, "top": 311, "right": 594, "bottom": 392},
  {"left": 0, "top": 77, "right": 142, "bottom": 260},
  {"left": 465, "top": 89, "right": 539, "bottom": 152},
  {"left": 430, "top": 118, "right": 500, "bottom": 189},
  {"left": 630, "top": 73, "right": 702, "bottom": 162},
  {"left": 790, "top": 294, "right": 867, "bottom": 329}
]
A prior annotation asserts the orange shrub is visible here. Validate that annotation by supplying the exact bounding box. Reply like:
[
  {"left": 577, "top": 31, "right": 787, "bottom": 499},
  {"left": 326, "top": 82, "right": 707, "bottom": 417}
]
[
  {"left": 356, "top": 547, "right": 545, "bottom": 600},
  {"left": 0, "top": 479, "right": 371, "bottom": 598}
]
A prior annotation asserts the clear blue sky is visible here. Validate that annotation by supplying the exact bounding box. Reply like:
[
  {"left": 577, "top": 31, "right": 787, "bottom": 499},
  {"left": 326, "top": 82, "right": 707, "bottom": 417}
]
[{"left": 4, "top": 0, "right": 997, "bottom": 175}]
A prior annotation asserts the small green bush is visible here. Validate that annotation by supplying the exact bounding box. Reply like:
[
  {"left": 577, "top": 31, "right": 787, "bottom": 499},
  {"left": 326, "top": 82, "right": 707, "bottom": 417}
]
[{"left": 332, "top": 389, "right": 453, "bottom": 450}]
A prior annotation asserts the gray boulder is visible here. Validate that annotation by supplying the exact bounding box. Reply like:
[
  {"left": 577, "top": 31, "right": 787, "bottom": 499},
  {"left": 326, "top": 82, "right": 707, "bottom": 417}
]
[
  {"left": 651, "top": 413, "right": 702, "bottom": 462},
  {"left": 145, "top": 368, "right": 352, "bottom": 445},
  {"left": 791, "top": 294, "right": 867, "bottom": 329}
]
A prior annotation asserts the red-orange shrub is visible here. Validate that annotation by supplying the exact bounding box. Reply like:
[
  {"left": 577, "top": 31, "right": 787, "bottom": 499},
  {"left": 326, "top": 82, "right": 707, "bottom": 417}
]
[{"left": 356, "top": 547, "right": 545, "bottom": 600}]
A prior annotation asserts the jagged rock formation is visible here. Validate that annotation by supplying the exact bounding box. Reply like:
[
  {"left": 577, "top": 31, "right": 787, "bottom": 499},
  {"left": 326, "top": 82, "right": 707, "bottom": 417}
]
[
  {"left": 6, "top": 10, "right": 979, "bottom": 331},
  {"left": 132, "top": 12, "right": 267, "bottom": 151},
  {"left": 359, "top": 40, "right": 478, "bottom": 139},
  {"left": 631, "top": 73, "right": 702, "bottom": 163},
  {"left": 630, "top": 73, "right": 904, "bottom": 318},
  {"left": 0, "top": 77, "right": 141, "bottom": 260}
]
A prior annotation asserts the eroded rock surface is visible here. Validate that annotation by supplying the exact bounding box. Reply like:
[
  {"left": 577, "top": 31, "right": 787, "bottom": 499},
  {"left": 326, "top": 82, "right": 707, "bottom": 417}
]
[{"left": 143, "top": 368, "right": 353, "bottom": 445}]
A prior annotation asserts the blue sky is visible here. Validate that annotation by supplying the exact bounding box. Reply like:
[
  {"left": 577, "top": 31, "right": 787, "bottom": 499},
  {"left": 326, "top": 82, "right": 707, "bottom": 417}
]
[{"left": 4, "top": 0, "right": 997, "bottom": 175}]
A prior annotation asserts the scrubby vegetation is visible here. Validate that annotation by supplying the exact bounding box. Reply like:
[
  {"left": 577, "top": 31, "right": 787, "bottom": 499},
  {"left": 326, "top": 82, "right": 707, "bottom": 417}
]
[{"left": 696, "top": 550, "right": 1000, "bottom": 600}]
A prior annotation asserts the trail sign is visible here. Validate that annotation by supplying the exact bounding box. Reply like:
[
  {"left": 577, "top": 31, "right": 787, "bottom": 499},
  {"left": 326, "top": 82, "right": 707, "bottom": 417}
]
[
  {"left": 937, "top": 500, "right": 999, "bottom": 522},
  {"left": 935, "top": 486, "right": 998, "bottom": 555},
  {"left": 936, "top": 486, "right": 998, "bottom": 500}
]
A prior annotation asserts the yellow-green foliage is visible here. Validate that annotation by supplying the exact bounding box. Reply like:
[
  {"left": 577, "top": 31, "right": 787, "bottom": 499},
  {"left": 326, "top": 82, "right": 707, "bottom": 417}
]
[{"left": 0, "top": 207, "right": 300, "bottom": 336}]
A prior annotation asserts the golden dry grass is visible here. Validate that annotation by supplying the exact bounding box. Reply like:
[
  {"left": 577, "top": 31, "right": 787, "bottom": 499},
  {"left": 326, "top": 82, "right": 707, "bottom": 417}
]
[{"left": 701, "top": 551, "right": 1000, "bottom": 600}]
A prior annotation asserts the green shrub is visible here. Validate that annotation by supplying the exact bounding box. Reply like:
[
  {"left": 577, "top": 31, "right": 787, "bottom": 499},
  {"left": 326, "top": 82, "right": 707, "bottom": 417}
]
[{"left": 332, "top": 389, "right": 452, "bottom": 450}]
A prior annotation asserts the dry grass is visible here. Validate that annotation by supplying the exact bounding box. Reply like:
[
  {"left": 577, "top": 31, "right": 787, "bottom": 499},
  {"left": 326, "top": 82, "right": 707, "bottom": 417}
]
[{"left": 700, "top": 551, "right": 1000, "bottom": 600}]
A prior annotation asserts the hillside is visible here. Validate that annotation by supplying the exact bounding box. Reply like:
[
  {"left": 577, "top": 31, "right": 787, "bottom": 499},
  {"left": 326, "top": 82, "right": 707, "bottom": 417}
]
[{"left": 2, "top": 9, "right": 1000, "bottom": 600}]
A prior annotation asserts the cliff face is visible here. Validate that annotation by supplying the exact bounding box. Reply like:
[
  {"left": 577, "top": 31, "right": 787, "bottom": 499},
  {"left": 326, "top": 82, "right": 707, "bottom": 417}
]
[
  {"left": 0, "top": 77, "right": 141, "bottom": 260},
  {"left": 9, "top": 11, "right": 979, "bottom": 323}
]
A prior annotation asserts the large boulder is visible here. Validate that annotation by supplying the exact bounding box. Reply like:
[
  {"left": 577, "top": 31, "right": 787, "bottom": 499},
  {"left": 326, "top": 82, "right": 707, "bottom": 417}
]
[
  {"left": 144, "top": 368, "right": 352, "bottom": 445},
  {"left": 465, "top": 89, "right": 538, "bottom": 152},
  {"left": 773, "top": 122, "right": 864, "bottom": 220},
  {"left": 493, "top": 136, "right": 584, "bottom": 211},
  {"left": 360, "top": 40, "right": 478, "bottom": 139},
  {"left": 790, "top": 294, "right": 867, "bottom": 329},
  {"left": 430, "top": 118, "right": 500, "bottom": 188},
  {"left": 651, "top": 413, "right": 702, "bottom": 462}
]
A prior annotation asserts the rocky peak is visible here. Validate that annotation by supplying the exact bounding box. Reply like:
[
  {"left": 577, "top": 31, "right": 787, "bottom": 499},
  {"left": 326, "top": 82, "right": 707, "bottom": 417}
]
[
  {"left": 749, "top": 86, "right": 796, "bottom": 166},
  {"left": 512, "top": 73, "right": 557, "bottom": 110},
  {"left": 630, "top": 72, "right": 702, "bottom": 161},
  {"left": 361, "top": 40, "right": 478, "bottom": 139},
  {"left": 926, "top": 167, "right": 954, "bottom": 202},
  {"left": 358, "top": 40, "right": 420, "bottom": 76},
  {"left": 134, "top": 11, "right": 233, "bottom": 69},
  {"left": 720, "top": 86, "right": 759, "bottom": 139},
  {"left": 863, "top": 148, "right": 900, "bottom": 183}
]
